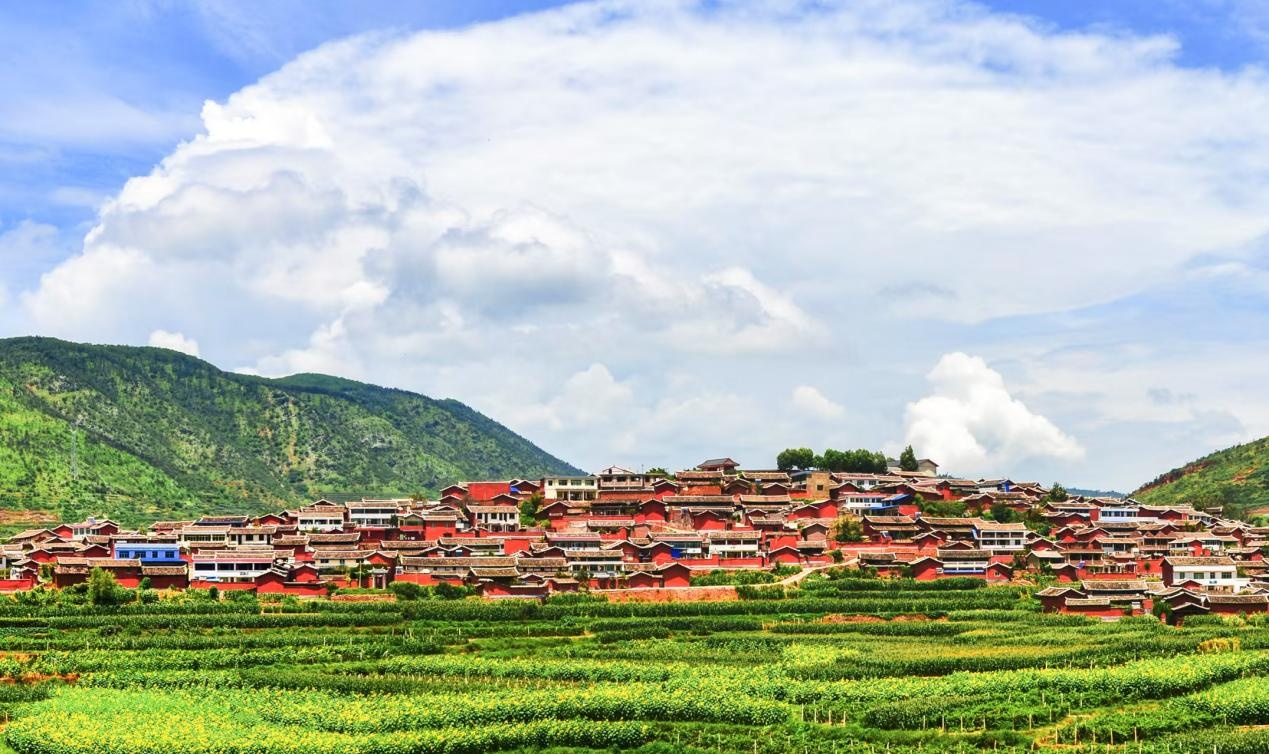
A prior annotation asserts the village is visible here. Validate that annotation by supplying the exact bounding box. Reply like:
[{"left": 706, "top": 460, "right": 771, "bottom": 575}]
[{"left": 1, "top": 455, "right": 1265, "bottom": 622}]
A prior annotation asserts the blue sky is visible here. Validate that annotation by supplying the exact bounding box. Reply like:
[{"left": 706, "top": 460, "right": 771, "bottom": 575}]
[
  {"left": 2, "top": 0, "right": 1268, "bottom": 489},
  {"left": 0, "top": 0, "right": 571, "bottom": 283},
  {"left": 5, "top": 0, "right": 1267, "bottom": 244}
]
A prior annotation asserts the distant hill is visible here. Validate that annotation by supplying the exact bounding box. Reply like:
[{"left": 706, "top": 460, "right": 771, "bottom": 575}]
[
  {"left": 1134, "top": 436, "right": 1269, "bottom": 521},
  {"left": 0, "top": 337, "right": 580, "bottom": 527},
  {"left": 1068, "top": 488, "right": 1126, "bottom": 499}
]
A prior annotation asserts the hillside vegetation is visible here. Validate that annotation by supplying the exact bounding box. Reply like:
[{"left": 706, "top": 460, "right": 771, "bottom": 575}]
[
  {"left": 0, "top": 337, "right": 579, "bottom": 526},
  {"left": 1134, "top": 436, "right": 1269, "bottom": 521}
]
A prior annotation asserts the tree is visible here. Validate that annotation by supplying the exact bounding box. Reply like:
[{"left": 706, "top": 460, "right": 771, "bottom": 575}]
[
  {"left": 644, "top": 467, "right": 670, "bottom": 478},
  {"left": 1047, "top": 482, "right": 1069, "bottom": 502},
  {"left": 346, "top": 564, "right": 372, "bottom": 589},
  {"left": 989, "top": 501, "right": 1018, "bottom": 523},
  {"left": 819, "top": 448, "right": 888, "bottom": 473},
  {"left": 87, "top": 567, "right": 125, "bottom": 607},
  {"left": 389, "top": 581, "right": 425, "bottom": 601},
  {"left": 434, "top": 581, "right": 470, "bottom": 600},
  {"left": 832, "top": 514, "right": 865, "bottom": 543},
  {"left": 776, "top": 447, "right": 816, "bottom": 471},
  {"left": 899, "top": 445, "right": 919, "bottom": 472},
  {"left": 519, "top": 492, "right": 544, "bottom": 527}
]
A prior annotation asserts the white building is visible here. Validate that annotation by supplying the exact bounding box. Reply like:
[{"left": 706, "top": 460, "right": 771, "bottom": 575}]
[
  {"left": 228, "top": 526, "right": 276, "bottom": 548},
  {"left": 190, "top": 551, "right": 279, "bottom": 582},
  {"left": 838, "top": 493, "right": 900, "bottom": 515},
  {"left": 1163, "top": 556, "right": 1250, "bottom": 593},
  {"left": 295, "top": 506, "right": 346, "bottom": 531},
  {"left": 597, "top": 466, "right": 645, "bottom": 490},
  {"left": 346, "top": 500, "right": 399, "bottom": 528},
  {"left": 705, "top": 530, "right": 762, "bottom": 557},
  {"left": 541, "top": 475, "right": 599, "bottom": 502},
  {"left": 1096, "top": 504, "right": 1141, "bottom": 523},
  {"left": 468, "top": 505, "right": 520, "bottom": 532},
  {"left": 179, "top": 526, "right": 229, "bottom": 548},
  {"left": 973, "top": 521, "right": 1029, "bottom": 551}
]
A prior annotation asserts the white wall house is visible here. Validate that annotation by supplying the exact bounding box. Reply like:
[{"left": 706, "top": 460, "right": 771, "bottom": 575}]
[
  {"left": 1164, "top": 557, "right": 1249, "bottom": 593},
  {"left": 541, "top": 476, "right": 599, "bottom": 502},
  {"left": 296, "top": 509, "right": 346, "bottom": 531},
  {"left": 346, "top": 501, "right": 398, "bottom": 528},
  {"left": 597, "top": 466, "right": 645, "bottom": 490},
  {"left": 973, "top": 521, "right": 1028, "bottom": 551},
  {"left": 190, "top": 553, "right": 277, "bottom": 582}
]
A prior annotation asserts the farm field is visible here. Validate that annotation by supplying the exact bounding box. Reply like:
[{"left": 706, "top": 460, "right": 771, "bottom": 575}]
[{"left": 3, "top": 575, "right": 1269, "bottom": 753}]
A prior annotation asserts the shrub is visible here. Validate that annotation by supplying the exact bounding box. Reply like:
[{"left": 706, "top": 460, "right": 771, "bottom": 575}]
[{"left": 388, "top": 581, "right": 425, "bottom": 601}]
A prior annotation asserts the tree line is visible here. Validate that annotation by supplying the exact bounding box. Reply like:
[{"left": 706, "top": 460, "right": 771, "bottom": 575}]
[{"left": 776, "top": 444, "right": 922, "bottom": 473}]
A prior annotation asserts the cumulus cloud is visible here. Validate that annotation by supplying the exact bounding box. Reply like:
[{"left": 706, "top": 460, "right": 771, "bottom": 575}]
[
  {"left": 791, "top": 385, "right": 846, "bottom": 420},
  {"left": 148, "top": 329, "right": 202, "bottom": 357},
  {"left": 510, "top": 364, "right": 635, "bottom": 432},
  {"left": 8, "top": 0, "right": 1269, "bottom": 476},
  {"left": 904, "top": 353, "right": 1084, "bottom": 475}
]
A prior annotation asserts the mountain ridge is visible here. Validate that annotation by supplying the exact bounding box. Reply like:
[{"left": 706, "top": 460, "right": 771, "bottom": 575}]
[
  {"left": 1133, "top": 436, "right": 1269, "bottom": 521},
  {"left": 0, "top": 336, "right": 581, "bottom": 527}
]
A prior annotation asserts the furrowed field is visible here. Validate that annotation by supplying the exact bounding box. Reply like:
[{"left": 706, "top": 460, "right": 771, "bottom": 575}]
[{"left": 3, "top": 574, "right": 1269, "bottom": 753}]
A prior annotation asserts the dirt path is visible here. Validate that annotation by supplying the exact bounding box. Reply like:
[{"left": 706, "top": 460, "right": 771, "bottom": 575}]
[{"left": 779, "top": 561, "right": 847, "bottom": 587}]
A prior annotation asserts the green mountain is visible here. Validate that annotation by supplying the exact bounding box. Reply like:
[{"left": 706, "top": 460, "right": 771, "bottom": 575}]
[
  {"left": 1067, "top": 488, "right": 1126, "bottom": 499},
  {"left": 1134, "top": 436, "right": 1269, "bottom": 522},
  {"left": 0, "top": 337, "right": 581, "bottom": 527}
]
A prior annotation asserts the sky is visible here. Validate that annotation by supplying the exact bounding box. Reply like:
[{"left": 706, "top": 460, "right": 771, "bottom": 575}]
[{"left": 3, "top": 0, "right": 1269, "bottom": 490}]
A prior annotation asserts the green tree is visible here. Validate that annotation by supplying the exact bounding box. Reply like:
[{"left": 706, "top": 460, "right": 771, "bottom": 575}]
[
  {"left": 776, "top": 447, "right": 816, "bottom": 471},
  {"left": 817, "top": 448, "right": 889, "bottom": 473},
  {"left": 434, "top": 581, "right": 471, "bottom": 600},
  {"left": 821, "top": 449, "right": 846, "bottom": 471},
  {"left": 644, "top": 467, "right": 670, "bottom": 478},
  {"left": 1047, "top": 482, "right": 1069, "bottom": 502},
  {"left": 519, "top": 492, "right": 544, "bottom": 525},
  {"left": 832, "top": 514, "right": 866, "bottom": 543},
  {"left": 899, "top": 445, "right": 919, "bottom": 472},
  {"left": 989, "top": 501, "right": 1018, "bottom": 523},
  {"left": 388, "top": 581, "right": 425, "bottom": 600},
  {"left": 86, "top": 567, "right": 124, "bottom": 606}
]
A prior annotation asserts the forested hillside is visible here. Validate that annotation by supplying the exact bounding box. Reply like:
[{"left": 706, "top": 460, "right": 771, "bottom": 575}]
[
  {"left": 1134, "top": 436, "right": 1269, "bottom": 521},
  {"left": 0, "top": 337, "right": 579, "bottom": 527}
]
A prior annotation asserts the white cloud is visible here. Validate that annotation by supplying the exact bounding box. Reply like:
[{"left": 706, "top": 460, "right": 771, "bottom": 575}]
[
  {"left": 509, "top": 363, "right": 634, "bottom": 432},
  {"left": 0, "top": 221, "right": 68, "bottom": 293},
  {"left": 148, "top": 329, "right": 201, "bottom": 357},
  {"left": 904, "top": 352, "right": 1084, "bottom": 475},
  {"left": 9, "top": 0, "right": 1269, "bottom": 480},
  {"left": 791, "top": 385, "right": 846, "bottom": 420}
]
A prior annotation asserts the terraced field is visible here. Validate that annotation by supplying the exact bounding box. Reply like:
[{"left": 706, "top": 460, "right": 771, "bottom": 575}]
[{"left": 2, "top": 574, "right": 1269, "bottom": 753}]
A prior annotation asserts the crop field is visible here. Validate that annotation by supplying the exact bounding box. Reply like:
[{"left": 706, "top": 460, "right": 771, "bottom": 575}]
[{"left": 2, "top": 575, "right": 1269, "bottom": 753}]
